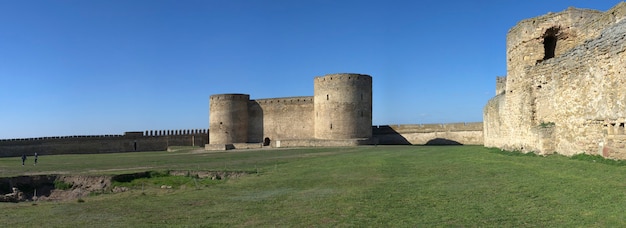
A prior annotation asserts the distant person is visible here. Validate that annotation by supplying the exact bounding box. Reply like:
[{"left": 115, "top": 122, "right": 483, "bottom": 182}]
[
  {"left": 21, "top": 154, "right": 26, "bottom": 166},
  {"left": 34, "top": 152, "right": 38, "bottom": 165}
]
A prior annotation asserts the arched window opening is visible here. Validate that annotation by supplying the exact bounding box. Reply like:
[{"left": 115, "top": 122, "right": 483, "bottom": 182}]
[
  {"left": 263, "top": 137, "right": 271, "bottom": 146},
  {"left": 326, "top": 94, "right": 329, "bottom": 100},
  {"left": 542, "top": 27, "right": 559, "bottom": 61},
  {"left": 543, "top": 36, "right": 556, "bottom": 60}
]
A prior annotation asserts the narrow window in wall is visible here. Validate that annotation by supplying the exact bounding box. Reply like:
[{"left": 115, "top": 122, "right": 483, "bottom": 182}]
[
  {"left": 330, "top": 123, "right": 333, "bottom": 129},
  {"left": 326, "top": 94, "right": 329, "bottom": 100},
  {"left": 542, "top": 27, "right": 559, "bottom": 60},
  {"left": 543, "top": 36, "right": 556, "bottom": 60}
]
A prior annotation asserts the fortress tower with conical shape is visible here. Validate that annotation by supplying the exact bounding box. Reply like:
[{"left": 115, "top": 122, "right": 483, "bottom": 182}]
[{"left": 207, "top": 73, "right": 373, "bottom": 150}]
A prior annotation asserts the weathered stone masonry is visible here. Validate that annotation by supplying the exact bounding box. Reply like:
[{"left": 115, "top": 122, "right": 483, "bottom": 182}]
[
  {"left": 207, "top": 73, "right": 374, "bottom": 150},
  {"left": 0, "top": 129, "right": 208, "bottom": 157},
  {"left": 484, "top": 2, "right": 626, "bottom": 158},
  {"left": 207, "top": 73, "right": 484, "bottom": 150}
]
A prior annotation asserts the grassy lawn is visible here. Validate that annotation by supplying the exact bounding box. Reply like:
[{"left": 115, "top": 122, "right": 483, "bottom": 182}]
[{"left": 1, "top": 145, "right": 626, "bottom": 227}]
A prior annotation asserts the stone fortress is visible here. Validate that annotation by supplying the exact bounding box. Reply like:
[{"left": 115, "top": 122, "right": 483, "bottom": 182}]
[
  {"left": 207, "top": 73, "right": 482, "bottom": 150},
  {"left": 0, "top": 72, "right": 482, "bottom": 157},
  {"left": 5, "top": 3, "right": 625, "bottom": 158},
  {"left": 207, "top": 73, "right": 374, "bottom": 150},
  {"left": 484, "top": 2, "right": 626, "bottom": 159}
]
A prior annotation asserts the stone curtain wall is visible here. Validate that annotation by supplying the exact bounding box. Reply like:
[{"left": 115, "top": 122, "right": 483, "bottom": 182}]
[
  {"left": 0, "top": 130, "right": 208, "bottom": 157},
  {"left": 207, "top": 73, "right": 373, "bottom": 150},
  {"left": 484, "top": 2, "right": 626, "bottom": 157},
  {"left": 0, "top": 122, "right": 486, "bottom": 156},
  {"left": 373, "top": 122, "right": 483, "bottom": 145},
  {"left": 248, "top": 97, "right": 315, "bottom": 143}
]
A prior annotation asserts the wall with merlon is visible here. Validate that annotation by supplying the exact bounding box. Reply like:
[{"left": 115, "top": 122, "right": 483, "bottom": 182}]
[
  {"left": 206, "top": 73, "right": 373, "bottom": 150},
  {"left": 0, "top": 120, "right": 488, "bottom": 156},
  {"left": 0, "top": 130, "right": 208, "bottom": 157}
]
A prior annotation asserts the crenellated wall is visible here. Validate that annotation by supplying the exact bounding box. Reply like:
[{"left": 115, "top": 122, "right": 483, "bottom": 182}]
[
  {"left": 0, "top": 121, "right": 488, "bottom": 156},
  {"left": 206, "top": 73, "right": 374, "bottom": 149},
  {"left": 0, "top": 129, "right": 208, "bottom": 157}
]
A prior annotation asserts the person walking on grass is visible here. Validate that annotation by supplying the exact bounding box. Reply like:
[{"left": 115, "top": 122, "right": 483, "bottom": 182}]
[
  {"left": 21, "top": 154, "right": 26, "bottom": 166},
  {"left": 34, "top": 152, "right": 38, "bottom": 165}
]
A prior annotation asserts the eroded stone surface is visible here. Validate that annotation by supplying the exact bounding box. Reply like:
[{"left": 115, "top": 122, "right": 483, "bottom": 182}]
[{"left": 484, "top": 2, "right": 626, "bottom": 158}]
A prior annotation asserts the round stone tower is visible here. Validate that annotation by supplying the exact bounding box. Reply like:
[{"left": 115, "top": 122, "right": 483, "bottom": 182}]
[
  {"left": 314, "top": 73, "right": 372, "bottom": 139},
  {"left": 209, "top": 94, "right": 250, "bottom": 144}
]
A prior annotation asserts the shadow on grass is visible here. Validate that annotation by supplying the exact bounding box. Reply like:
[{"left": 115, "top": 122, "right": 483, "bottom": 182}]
[
  {"left": 425, "top": 138, "right": 462, "bottom": 145},
  {"left": 486, "top": 147, "right": 540, "bottom": 157},
  {"left": 487, "top": 147, "right": 626, "bottom": 166},
  {"left": 571, "top": 154, "right": 626, "bottom": 166}
]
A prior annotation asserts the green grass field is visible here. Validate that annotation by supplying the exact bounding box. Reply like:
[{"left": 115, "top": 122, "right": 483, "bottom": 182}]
[{"left": 2, "top": 145, "right": 626, "bottom": 227}]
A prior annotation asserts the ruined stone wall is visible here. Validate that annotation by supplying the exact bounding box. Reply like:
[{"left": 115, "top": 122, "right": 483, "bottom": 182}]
[
  {"left": 373, "top": 122, "right": 483, "bottom": 145},
  {"left": 0, "top": 130, "right": 208, "bottom": 157},
  {"left": 484, "top": 2, "right": 626, "bottom": 157},
  {"left": 248, "top": 96, "right": 314, "bottom": 143}
]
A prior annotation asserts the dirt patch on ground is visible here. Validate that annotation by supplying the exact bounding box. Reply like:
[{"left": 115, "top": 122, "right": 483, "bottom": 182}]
[
  {"left": 0, "top": 175, "right": 111, "bottom": 202},
  {"left": 169, "top": 170, "right": 251, "bottom": 180},
  {"left": 0, "top": 170, "right": 249, "bottom": 202},
  {"left": 45, "top": 175, "right": 111, "bottom": 201}
]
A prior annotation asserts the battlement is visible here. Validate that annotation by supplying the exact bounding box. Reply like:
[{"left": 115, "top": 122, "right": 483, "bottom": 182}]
[
  {"left": 208, "top": 72, "right": 372, "bottom": 148},
  {"left": 251, "top": 96, "right": 314, "bottom": 104},
  {"left": 0, "top": 129, "right": 209, "bottom": 157},
  {"left": 0, "top": 134, "right": 124, "bottom": 142},
  {"left": 0, "top": 129, "right": 209, "bottom": 141},
  {"left": 143, "top": 129, "right": 208, "bottom": 136},
  {"left": 314, "top": 73, "right": 372, "bottom": 82},
  {"left": 210, "top": 94, "right": 250, "bottom": 101},
  {"left": 496, "top": 76, "right": 507, "bottom": 95}
]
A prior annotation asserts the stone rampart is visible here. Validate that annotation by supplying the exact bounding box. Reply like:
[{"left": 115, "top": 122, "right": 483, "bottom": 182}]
[
  {"left": 484, "top": 2, "right": 626, "bottom": 157},
  {"left": 0, "top": 129, "right": 208, "bottom": 157},
  {"left": 372, "top": 122, "right": 483, "bottom": 145}
]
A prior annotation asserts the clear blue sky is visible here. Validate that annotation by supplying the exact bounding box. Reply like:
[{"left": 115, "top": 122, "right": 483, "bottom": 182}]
[{"left": 0, "top": 0, "right": 620, "bottom": 139}]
